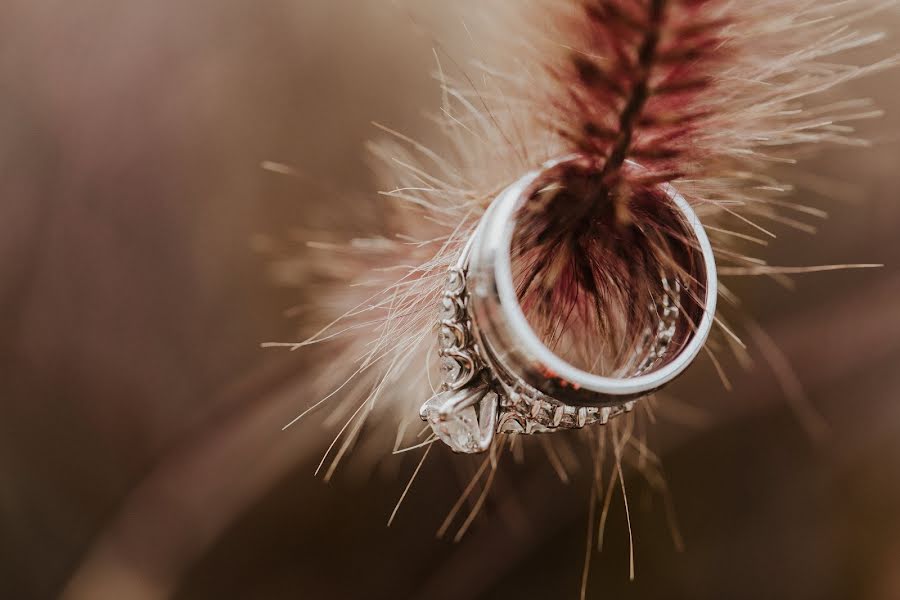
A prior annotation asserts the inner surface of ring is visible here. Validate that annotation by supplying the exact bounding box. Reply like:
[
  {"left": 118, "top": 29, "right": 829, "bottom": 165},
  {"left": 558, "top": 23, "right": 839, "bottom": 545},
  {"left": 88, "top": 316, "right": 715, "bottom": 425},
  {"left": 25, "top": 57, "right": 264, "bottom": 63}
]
[{"left": 510, "top": 160, "right": 709, "bottom": 380}]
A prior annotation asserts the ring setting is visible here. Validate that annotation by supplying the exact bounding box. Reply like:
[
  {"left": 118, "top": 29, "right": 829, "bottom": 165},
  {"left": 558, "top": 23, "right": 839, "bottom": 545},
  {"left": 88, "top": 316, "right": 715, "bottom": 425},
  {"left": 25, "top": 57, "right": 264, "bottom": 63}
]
[{"left": 421, "top": 156, "right": 717, "bottom": 453}]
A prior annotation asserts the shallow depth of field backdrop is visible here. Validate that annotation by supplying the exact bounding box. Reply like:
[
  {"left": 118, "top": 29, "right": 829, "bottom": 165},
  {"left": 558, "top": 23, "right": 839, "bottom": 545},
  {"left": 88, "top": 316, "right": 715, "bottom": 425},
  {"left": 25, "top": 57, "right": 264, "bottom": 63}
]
[{"left": 1, "top": 1, "right": 900, "bottom": 599}]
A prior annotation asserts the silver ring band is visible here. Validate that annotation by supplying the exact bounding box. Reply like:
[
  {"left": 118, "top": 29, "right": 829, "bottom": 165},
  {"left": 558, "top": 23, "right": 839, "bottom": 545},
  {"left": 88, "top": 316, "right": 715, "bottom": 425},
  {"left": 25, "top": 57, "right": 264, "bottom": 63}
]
[{"left": 421, "top": 156, "right": 717, "bottom": 453}]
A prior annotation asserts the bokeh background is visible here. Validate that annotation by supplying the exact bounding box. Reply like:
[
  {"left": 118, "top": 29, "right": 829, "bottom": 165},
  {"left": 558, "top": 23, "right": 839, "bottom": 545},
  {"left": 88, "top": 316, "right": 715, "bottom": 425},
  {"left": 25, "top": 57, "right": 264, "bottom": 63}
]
[{"left": 1, "top": 1, "right": 899, "bottom": 598}]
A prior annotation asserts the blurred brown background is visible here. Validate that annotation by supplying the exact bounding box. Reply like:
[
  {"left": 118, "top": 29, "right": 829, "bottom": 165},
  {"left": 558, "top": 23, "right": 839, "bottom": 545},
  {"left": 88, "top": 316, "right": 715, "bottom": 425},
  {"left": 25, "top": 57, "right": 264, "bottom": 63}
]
[{"left": 1, "top": 1, "right": 899, "bottom": 599}]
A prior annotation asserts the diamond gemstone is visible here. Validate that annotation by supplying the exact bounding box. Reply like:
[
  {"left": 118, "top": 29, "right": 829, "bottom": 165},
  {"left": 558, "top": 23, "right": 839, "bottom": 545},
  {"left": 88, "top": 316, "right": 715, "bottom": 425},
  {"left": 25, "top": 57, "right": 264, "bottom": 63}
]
[
  {"left": 439, "top": 325, "right": 457, "bottom": 349},
  {"left": 439, "top": 296, "right": 457, "bottom": 320},
  {"left": 420, "top": 389, "right": 496, "bottom": 453},
  {"left": 440, "top": 355, "right": 462, "bottom": 382},
  {"left": 445, "top": 269, "right": 465, "bottom": 294},
  {"left": 435, "top": 408, "right": 478, "bottom": 452}
]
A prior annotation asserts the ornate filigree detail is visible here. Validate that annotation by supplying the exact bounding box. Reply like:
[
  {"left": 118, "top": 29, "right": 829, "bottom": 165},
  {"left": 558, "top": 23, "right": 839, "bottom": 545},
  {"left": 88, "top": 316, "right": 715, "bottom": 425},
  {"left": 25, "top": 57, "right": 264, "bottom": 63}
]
[
  {"left": 495, "top": 381, "right": 636, "bottom": 434},
  {"left": 425, "top": 263, "right": 683, "bottom": 450},
  {"left": 420, "top": 268, "right": 497, "bottom": 453},
  {"left": 437, "top": 267, "right": 478, "bottom": 391}
]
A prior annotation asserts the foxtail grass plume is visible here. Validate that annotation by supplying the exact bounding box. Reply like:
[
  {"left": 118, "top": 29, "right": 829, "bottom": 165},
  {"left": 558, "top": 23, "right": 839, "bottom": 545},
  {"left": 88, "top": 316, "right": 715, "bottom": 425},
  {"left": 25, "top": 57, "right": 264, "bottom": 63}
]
[{"left": 265, "top": 0, "right": 896, "bottom": 560}]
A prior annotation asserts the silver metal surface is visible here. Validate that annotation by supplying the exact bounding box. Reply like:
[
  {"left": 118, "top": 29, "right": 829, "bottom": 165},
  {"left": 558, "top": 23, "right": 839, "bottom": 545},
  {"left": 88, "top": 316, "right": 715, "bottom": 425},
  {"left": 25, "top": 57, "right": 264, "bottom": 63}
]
[{"left": 421, "top": 155, "right": 718, "bottom": 453}]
